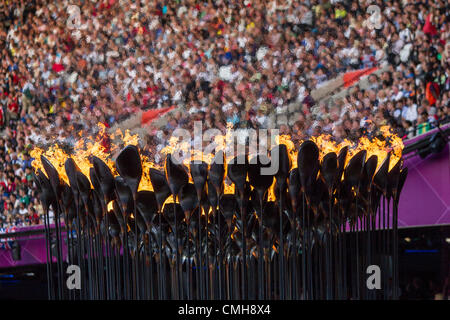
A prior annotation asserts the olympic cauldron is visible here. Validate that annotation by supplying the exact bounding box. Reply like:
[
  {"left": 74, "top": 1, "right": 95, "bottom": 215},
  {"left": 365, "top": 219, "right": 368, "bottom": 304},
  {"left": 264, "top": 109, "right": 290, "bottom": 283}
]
[{"left": 31, "top": 126, "right": 407, "bottom": 300}]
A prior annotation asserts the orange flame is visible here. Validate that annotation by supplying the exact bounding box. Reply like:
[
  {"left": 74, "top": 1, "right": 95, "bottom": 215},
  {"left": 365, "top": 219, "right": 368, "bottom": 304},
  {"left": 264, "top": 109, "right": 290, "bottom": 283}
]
[{"left": 31, "top": 123, "right": 403, "bottom": 194}]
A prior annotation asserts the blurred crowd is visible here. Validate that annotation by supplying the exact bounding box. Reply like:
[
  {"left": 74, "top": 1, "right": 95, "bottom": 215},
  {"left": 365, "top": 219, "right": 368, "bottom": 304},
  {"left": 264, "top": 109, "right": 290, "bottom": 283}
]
[
  {"left": 401, "top": 275, "right": 450, "bottom": 300},
  {"left": 0, "top": 0, "right": 449, "bottom": 229}
]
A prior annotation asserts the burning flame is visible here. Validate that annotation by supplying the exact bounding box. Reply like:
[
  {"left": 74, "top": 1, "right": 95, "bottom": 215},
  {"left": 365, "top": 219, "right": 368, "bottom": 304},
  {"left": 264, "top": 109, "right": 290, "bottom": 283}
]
[
  {"left": 310, "top": 125, "right": 403, "bottom": 171},
  {"left": 275, "top": 134, "right": 299, "bottom": 168},
  {"left": 31, "top": 123, "right": 403, "bottom": 193},
  {"left": 267, "top": 179, "right": 277, "bottom": 202},
  {"left": 30, "top": 144, "right": 70, "bottom": 184},
  {"left": 224, "top": 182, "right": 235, "bottom": 195}
]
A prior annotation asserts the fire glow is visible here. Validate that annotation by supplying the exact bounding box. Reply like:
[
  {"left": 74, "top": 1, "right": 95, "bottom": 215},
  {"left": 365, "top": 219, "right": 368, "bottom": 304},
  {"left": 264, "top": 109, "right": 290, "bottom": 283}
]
[
  {"left": 30, "top": 123, "right": 403, "bottom": 190},
  {"left": 32, "top": 121, "right": 408, "bottom": 301}
]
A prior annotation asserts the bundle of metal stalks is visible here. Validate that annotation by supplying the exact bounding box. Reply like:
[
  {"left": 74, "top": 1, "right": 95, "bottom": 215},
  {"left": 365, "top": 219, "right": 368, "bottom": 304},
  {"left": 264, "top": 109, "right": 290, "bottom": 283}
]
[{"left": 33, "top": 141, "right": 407, "bottom": 300}]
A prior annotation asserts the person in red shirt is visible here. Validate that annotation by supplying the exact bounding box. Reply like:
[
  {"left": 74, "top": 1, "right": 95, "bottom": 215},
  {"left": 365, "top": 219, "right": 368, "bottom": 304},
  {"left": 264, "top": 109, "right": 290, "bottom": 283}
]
[
  {"left": 29, "top": 208, "right": 40, "bottom": 225},
  {"left": 0, "top": 107, "right": 4, "bottom": 128},
  {"left": 426, "top": 81, "right": 440, "bottom": 106},
  {"left": 6, "top": 177, "right": 16, "bottom": 194},
  {"left": 423, "top": 11, "right": 438, "bottom": 38},
  {"left": 7, "top": 95, "right": 19, "bottom": 122}
]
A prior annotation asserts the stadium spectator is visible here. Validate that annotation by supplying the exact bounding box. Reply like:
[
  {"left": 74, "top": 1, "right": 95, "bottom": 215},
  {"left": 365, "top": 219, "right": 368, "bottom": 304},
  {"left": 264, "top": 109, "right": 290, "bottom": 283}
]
[{"left": 0, "top": 0, "right": 448, "bottom": 229}]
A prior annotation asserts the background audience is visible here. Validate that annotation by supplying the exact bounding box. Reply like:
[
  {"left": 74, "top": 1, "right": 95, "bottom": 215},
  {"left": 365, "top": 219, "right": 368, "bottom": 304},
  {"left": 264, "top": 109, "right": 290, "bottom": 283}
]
[{"left": 0, "top": 0, "right": 449, "bottom": 229}]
